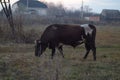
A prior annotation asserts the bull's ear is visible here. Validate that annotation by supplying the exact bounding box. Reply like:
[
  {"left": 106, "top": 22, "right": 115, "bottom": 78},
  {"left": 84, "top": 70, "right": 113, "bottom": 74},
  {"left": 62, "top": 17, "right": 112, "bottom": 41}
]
[{"left": 34, "top": 40, "right": 37, "bottom": 44}]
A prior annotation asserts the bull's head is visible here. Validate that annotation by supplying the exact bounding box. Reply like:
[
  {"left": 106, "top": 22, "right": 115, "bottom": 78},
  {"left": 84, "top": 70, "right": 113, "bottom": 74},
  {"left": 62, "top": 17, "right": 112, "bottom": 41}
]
[{"left": 35, "top": 40, "right": 47, "bottom": 57}]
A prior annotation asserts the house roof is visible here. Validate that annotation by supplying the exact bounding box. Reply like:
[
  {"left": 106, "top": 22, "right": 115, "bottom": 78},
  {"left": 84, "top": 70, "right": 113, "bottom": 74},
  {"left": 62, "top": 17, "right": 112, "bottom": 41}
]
[
  {"left": 14, "top": 0, "right": 48, "bottom": 8},
  {"left": 101, "top": 9, "right": 120, "bottom": 17}
]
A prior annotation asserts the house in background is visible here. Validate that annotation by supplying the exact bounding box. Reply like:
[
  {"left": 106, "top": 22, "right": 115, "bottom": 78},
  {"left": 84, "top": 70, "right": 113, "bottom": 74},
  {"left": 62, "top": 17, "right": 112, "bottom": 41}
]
[
  {"left": 84, "top": 15, "right": 100, "bottom": 22},
  {"left": 100, "top": 9, "right": 120, "bottom": 21},
  {"left": 12, "top": 0, "right": 48, "bottom": 16}
]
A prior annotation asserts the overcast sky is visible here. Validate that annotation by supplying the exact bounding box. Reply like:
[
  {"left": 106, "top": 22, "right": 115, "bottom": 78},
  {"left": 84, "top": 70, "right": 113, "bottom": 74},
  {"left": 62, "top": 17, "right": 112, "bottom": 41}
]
[{"left": 0, "top": 0, "right": 120, "bottom": 13}]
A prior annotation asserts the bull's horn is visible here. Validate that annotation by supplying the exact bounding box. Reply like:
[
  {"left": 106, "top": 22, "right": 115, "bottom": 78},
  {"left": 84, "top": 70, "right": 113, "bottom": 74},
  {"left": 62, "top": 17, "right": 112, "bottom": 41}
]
[
  {"left": 34, "top": 40, "right": 41, "bottom": 44},
  {"left": 38, "top": 40, "right": 41, "bottom": 43},
  {"left": 34, "top": 40, "right": 37, "bottom": 44}
]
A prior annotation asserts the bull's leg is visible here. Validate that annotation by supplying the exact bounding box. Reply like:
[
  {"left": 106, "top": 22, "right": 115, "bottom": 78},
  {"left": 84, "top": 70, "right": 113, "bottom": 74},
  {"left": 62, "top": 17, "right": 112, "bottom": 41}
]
[
  {"left": 84, "top": 49, "right": 91, "bottom": 60},
  {"left": 91, "top": 43, "right": 96, "bottom": 61},
  {"left": 58, "top": 45, "right": 64, "bottom": 58},
  {"left": 83, "top": 43, "right": 91, "bottom": 59},
  {"left": 84, "top": 41, "right": 96, "bottom": 61},
  {"left": 51, "top": 47, "right": 56, "bottom": 59},
  {"left": 92, "top": 47, "right": 96, "bottom": 61}
]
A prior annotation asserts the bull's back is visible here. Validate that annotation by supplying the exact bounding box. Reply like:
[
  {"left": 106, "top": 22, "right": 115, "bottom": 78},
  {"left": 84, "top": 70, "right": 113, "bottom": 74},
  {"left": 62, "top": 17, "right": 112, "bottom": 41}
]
[
  {"left": 43, "top": 24, "right": 84, "bottom": 43},
  {"left": 58, "top": 27, "right": 83, "bottom": 42},
  {"left": 40, "top": 25, "right": 58, "bottom": 42}
]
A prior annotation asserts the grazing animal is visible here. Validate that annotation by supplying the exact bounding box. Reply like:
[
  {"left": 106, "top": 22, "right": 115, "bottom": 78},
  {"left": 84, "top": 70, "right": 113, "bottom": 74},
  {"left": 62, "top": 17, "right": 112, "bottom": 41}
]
[{"left": 35, "top": 24, "right": 96, "bottom": 60}]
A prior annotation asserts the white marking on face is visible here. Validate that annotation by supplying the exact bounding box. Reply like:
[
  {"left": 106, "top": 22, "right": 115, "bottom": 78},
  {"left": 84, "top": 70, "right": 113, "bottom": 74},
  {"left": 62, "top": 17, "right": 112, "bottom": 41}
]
[{"left": 81, "top": 24, "right": 93, "bottom": 35}]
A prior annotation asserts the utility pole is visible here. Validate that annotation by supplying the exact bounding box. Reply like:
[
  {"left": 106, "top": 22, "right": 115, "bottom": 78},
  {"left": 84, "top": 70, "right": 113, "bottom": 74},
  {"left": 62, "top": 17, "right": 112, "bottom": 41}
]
[
  {"left": 0, "top": 0, "right": 16, "bottom": 40},
  {"left": 81, "top": 0, "right": 84, "bottom": 20},
  {"left": 27, "top": 0, "right": 29, "bottom": 9}
]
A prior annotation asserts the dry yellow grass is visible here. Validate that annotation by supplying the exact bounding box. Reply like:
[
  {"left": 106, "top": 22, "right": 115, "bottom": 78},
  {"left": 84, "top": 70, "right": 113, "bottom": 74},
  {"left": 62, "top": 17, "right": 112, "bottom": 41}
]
[{"left": 0, "top": 25, "right": 120, "bottom": 80}]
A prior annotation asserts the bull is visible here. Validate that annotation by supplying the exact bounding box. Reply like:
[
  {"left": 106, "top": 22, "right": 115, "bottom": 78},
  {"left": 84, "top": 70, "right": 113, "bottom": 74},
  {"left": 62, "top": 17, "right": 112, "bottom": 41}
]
[{"left": 35, "top": 24, "right": 96, "bottom": 60}]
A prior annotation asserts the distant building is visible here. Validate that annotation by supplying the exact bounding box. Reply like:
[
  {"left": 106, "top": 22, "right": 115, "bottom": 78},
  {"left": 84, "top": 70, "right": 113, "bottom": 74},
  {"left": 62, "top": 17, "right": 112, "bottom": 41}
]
[
  {"left": 84, "top": 13, "right": 100, "bottom": 22},
  {"left": 89, "top": 16, "right": 100, "bottom": 22},
  {"left": 85, "top": 16, "right": 100, "bottom": 22},
  {"left": 100, "top": 9, "right": 120, "bottom": 21},
  {"left": 12, "top": 0, "right": 48, "bottom": 16}
]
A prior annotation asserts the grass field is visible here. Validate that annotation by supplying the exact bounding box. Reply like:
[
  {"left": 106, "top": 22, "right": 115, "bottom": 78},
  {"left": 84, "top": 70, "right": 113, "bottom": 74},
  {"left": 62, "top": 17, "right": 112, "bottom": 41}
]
[{"left": 0, "top": 25, "right": 120, "bottom": 80}]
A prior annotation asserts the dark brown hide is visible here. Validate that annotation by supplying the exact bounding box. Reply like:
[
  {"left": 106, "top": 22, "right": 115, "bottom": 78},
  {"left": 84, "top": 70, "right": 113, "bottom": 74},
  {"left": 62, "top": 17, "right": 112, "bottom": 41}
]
[{"left": 35, "top": 24, "right": 96, "bottom": 60}]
